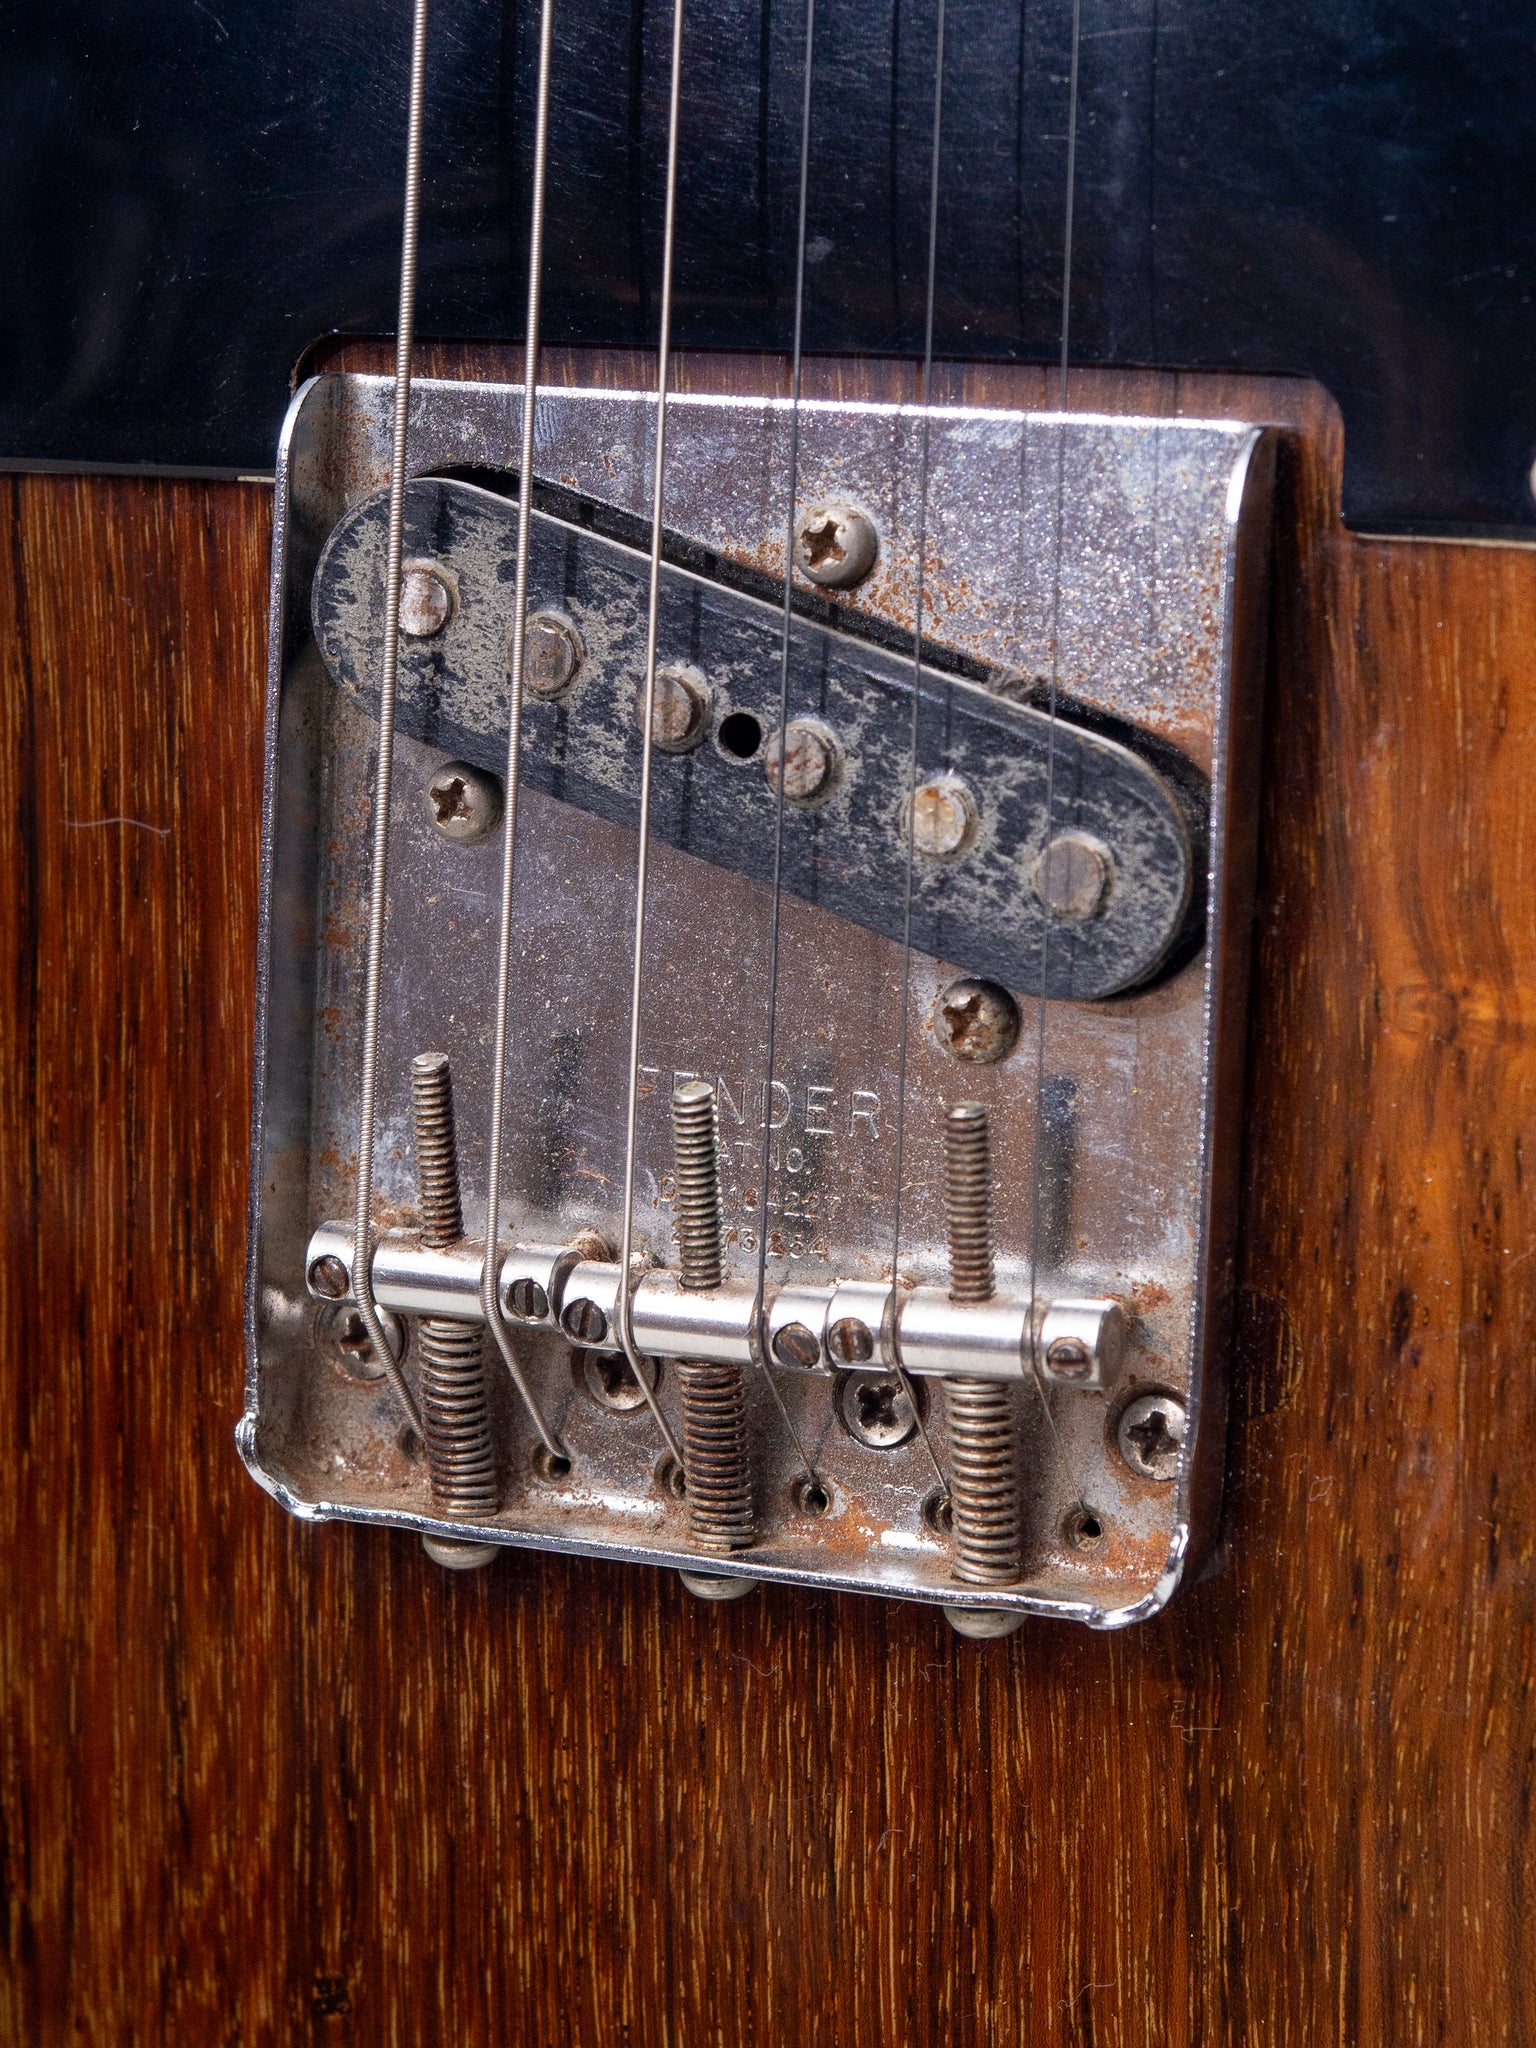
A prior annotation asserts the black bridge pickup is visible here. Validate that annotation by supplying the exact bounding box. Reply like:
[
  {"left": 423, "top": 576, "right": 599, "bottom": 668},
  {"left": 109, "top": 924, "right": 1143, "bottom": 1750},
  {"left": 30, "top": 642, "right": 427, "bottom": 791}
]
[{"left": 313, "top": 477, "right": 1204, "bottom": 1001}]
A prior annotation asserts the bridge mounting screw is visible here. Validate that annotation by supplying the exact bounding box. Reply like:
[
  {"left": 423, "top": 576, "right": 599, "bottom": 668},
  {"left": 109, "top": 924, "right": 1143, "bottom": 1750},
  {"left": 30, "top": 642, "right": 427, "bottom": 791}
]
[
  {"left": 410, "top": 1053, "right": 500, "bottom": 1552},
  {"left": 425, "top": 759, "right": 502, "bottom": 845},
  {"left": 793, "top": 498, "right": 879, "bottom": 588},
  {"left": 671, "top": 1081, "right": 753, "bottom": 1554},
  {"left": 1117, "top": 1392, "right": 1186, "bottom": 1481},
  {"left": 932, "top": 978, "right": 1021, "bottom": 1065},
  {"left": 943, "top": 1102, "right": 1023, "bottom": 1592}
]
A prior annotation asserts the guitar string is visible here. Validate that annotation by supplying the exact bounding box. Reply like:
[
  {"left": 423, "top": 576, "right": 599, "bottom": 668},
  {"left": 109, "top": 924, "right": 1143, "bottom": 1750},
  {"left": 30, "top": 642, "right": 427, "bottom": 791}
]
[
  {"left": 748, "top": 0, "right": 822, "bottom": 1490},
  {"left": 613, "top": 0, "right": 688, "bottom": 1467},
  {"left": 883, "top": 0, "right": 952, "bottom": 1499},
  {"left": 477, "top": 0, "right": 567, "bottom": 1463},
  {"left": 1022, "top": 0, "right": 1089, "bottom": 1502},
  {"left": 349, "top": 0, "right": 431, "bottom": 1438}
]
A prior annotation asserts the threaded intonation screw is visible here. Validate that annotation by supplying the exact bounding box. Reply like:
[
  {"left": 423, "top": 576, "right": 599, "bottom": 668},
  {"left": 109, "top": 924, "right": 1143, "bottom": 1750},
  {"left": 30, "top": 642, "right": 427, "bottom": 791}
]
[
  {"left": 411, "top": 1053, "right": 497, "bottom": 1521},
  {"left": 671, "top": 1079, "right": 724, "bottom": 1291},
  {"left": 943, "top": 1101, "right": 1021, "bottom": 1587},
  {"left": 670, "top": 1080, "right": 752, "bottom": 1550}
]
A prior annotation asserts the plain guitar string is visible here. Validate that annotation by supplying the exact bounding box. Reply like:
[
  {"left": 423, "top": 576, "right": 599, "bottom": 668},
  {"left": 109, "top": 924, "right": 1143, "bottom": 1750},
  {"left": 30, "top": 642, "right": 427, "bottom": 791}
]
[
  {"left": 1023, "top": 0, "right": 1092, "bottom": 1506},
  {"left": 883, "top": 0, "right": 955, "bottom": 1500},
  {"left": 748, "top": 0, "right": 826, "bottom": 1492},
  {"left": 350, "top": 0, "right": 431, "bottom": 1441},
  {"left": 612, "top": 0, "right": 689, "bottom": 1467},
  {"left": 477, "top": 0, "right": 573, "bottom": 1465}
]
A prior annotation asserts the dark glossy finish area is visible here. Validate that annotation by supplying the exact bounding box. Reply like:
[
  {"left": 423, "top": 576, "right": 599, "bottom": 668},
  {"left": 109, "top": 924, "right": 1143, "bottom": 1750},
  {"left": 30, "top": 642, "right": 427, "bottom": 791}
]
[{"left": 1, "top": 1, "right": 1533, "bottom": 526}]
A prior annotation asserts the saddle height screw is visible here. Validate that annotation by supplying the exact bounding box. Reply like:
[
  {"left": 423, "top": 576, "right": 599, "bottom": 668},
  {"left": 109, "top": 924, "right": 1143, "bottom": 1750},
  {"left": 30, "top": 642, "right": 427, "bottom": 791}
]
[
  {"left": 671, "top": 1081, "right": 753, "bottom": 1554},
  {"left": 943, "top": 1102, "right": 1023, "bottom": 1589},
  {"left": 411, "top": 1053, "right": 500, "bottom": 1532}
]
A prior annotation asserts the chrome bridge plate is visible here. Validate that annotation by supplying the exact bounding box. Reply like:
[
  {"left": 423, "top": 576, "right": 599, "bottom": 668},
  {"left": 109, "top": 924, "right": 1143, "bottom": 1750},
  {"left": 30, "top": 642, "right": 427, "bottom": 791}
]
[{"left": 242, "top": 371, "right": 1273, "bottom": 1626}]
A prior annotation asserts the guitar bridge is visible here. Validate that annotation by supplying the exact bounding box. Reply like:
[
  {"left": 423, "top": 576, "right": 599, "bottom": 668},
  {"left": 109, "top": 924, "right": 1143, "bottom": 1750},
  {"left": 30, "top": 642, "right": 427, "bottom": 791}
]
[{"left": 242, "top": 369, "right": 1273, "bottom": 1631}]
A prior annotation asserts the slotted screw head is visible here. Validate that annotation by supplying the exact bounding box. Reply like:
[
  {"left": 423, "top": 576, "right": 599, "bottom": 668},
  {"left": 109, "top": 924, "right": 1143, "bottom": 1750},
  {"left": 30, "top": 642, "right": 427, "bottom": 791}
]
[
  {"left": 523, "top": 611, "right": 583, "bottom": 697},
  {"left": 425, "top": 760, "right": 502, "bottom": 845},
  {"left": 793, "top": 499, "right": 879, "bottom": 588},
  {"left": 1117, "top": 1393, "right": 1186, "bottom": 1481},
  {"left": 1032, "top": 831, "right": 1113, "bottom": 920},
  {"left": 308, "top": 1253, "right": 350, "bottom": 1299},
  {"left": 826, "top": 1316, "right": 875, "bottom": 1367},
  {"left": 772, "top": 1321, "right": 822, "bottom": 1370},
  {"left": 562, "top": 1296, "right": 610, "bottom": 1347},
  {"left": 506, "top": 1276, "right": 550, "bottom": 1322},
  {"left": 400, "top": 560, "right": 455, "bottom": 638}
]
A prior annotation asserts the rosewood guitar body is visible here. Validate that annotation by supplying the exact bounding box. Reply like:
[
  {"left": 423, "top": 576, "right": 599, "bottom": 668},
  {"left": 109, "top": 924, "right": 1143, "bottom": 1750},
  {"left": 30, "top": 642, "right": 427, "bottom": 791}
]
[{"left": 3, "top": 354, "right": 1533, "bottom": 2041}]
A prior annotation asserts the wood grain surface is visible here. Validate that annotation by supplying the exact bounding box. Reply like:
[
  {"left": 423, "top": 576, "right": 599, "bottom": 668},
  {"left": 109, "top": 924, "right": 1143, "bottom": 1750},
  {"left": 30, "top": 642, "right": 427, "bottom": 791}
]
[{"left": 2, "top": 353, "right": 1534, "bottom": 2043}]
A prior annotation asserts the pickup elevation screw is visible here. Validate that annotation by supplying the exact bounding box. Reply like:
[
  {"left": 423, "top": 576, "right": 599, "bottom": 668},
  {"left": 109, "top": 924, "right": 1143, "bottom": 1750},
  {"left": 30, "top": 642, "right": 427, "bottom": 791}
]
[
  {"left": 671, "top": 1081, "right": 753, "bottom": 1553},
  {"left": 411, "top": 1053, "right": 499, "bottom": 1534},
  {"left": 943, "top": 1102, "right": 1023, "bottom": 1589}
]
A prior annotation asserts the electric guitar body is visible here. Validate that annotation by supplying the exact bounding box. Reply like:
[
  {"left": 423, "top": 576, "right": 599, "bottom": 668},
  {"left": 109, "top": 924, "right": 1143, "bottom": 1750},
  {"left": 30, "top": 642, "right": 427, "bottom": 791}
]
[{"left": 3, "top": 5, "right": 1534, "bottom": 2041}]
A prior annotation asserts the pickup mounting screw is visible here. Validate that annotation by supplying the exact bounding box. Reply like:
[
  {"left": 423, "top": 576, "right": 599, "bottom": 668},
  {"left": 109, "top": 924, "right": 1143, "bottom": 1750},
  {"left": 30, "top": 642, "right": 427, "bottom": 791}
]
[
  {"left": 637, "top": 662, "right": 712, "bottom": 753},
  {"left": 425, "top": 760, "right": 502, "bottom": 845},
  {"left": 1117, "top": 1393, "right": 1186, "bottom": 1481},
  {"left": 411, "top": 1052, "right": 499, "bottom": 1530},
  {"left": 793, "top": 499, "right": 879, "bottom": 588},
  {"left": 765, "top": 719, "right": 838, "bottom": 803},
  {"left": 524, "top": 611, "right": 583, "bottom": 697},
  {"left": 943, "top": 1102, "right": 1022, "bottom": 1587},
  {"left": 399, "top": 560, "right": 454, "bottom": 638},
  {"left": 672, "top": 1081, "right": 753, "bottom": 1553},
  {"left": 1033, "top": 831, "right": 1113, "bottom": 920},
  {"left": 909, "top": 774, "right": 977, "bottom": 859}
]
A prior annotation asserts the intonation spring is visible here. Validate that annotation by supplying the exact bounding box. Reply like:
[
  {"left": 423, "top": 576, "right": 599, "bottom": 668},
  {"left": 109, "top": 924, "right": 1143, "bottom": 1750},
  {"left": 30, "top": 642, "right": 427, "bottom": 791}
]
[
  {"left": 943, "top": 1102, "right": 1021, "bottom": 1586},
  {"left": 671, "top": 1081, "right": 753, "bottom": 1550},
  {"left": 412, "top": 1053, "right": 498, "bottom": 1520}
]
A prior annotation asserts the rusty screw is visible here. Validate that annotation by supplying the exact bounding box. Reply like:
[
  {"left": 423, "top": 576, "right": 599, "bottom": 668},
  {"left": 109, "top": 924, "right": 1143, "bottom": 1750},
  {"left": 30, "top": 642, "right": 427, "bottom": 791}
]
[
  {"left": 425, "top": 760, "right": 502, "bottom": 845},
  {"left": 793, "top": 499, "right": 879, "bottom": 588},
  {"left": 826, "top": 1316, "right": 875, "bottom": 1367},
  {"left": 1117, "top": 1393, "right": 1186, "bottom": 1481},
  {"left": 771, "top": 1321, "right": 822, "bottom": 1370},
  {"left": 932, "top": 978, "right": 1021, "bottom": 1065},
  {"left": 764, "top": 719, "right": 839, "bottom": 803},
  {"left": 637, "top": 662, "right": 712, "bottom": 753}
]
